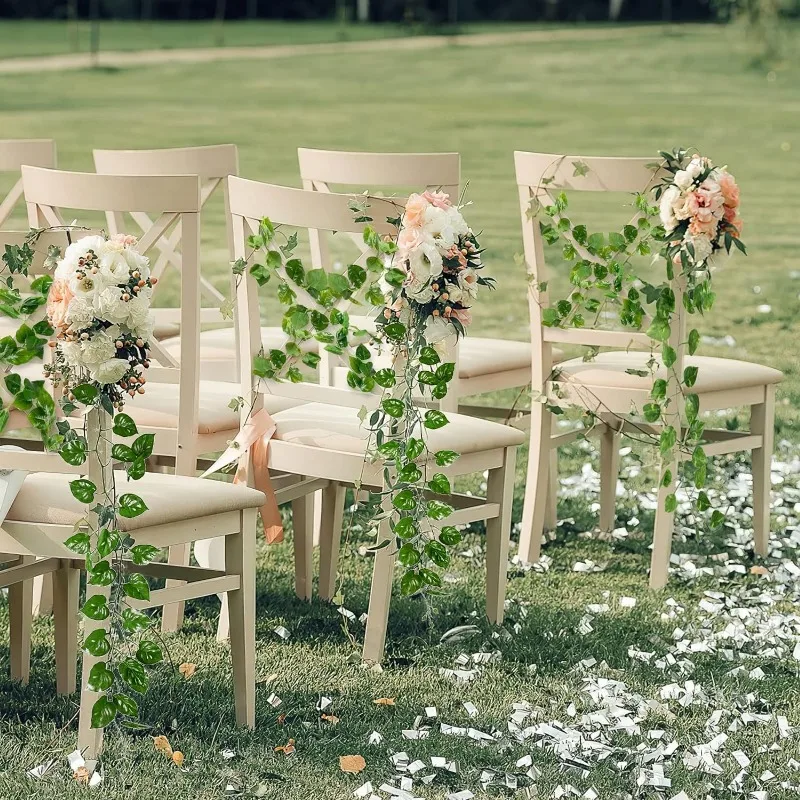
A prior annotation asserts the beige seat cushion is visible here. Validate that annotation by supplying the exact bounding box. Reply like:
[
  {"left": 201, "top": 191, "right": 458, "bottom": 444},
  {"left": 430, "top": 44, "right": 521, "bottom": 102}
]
[
  {"left": 125, "top": 380, "right": 300, "bottom": 435},
  {"left": 558, "top": 351, "right": 783, "bottom": 393},
  {"left": 8, "top": 471, "right": 265, "bottom": 530},
  {"left": 272, "top": 403, "right": 525, "bottom": 455},
  {"left": 458, "top": 337, "right": 564, "bottom": 379}
]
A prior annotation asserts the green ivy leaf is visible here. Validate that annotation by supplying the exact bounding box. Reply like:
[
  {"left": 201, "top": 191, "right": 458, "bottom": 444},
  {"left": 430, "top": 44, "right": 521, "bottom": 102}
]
[
  {"left": 685, "top": 393, "right": 700, "bottom": 425},
  {"left": 69, "top": 478, "right": 96, "bottom": 504},
  {"left": 381, "top": 398, "right": 405, "bottom": 419},
  {"left": 64, "top": 531, "right": 91, "bottom": 554},
  {"left": 373, "top": 368, "right": 396, "bottom": 388},
  {"left": 87, "top": 662, "right": 114, "bottom": 692},
  {"left": 683, "top": 366, "right": 698, "bottom": 388},
  {"left": 423, "top": 410, "right": 448, "bottom": 430},
  {"left": 434, "top": 450, "right": 459, "bottom": 467},
  {"left": 113, "top": 413, "right": 138, "bottom": 438},
  {"left": 96, "top": 528, "right": 120, "bottom": 558},
  {"left": 406, "top": 438, "right": 425, "bottom": 461},
  {"left": 119, "top": 493, "right": 148, "bottom": 519},
  {"left": 398, "top": 463, "right": 422, "bottom": 484},
  {"left": 72, "top": 383, "right": 99, "bottom": 405},
  {"left": 419, "top": 346, "right": 440, "bottom": 365},
  {"left": 90, "top": 696, "right": 117, "bottom": 729},
  {"left": 118, "top": 657, "right": 149, "bottom": 694},
  {"left": 88, "top": 560, "right": 115, "bottom": 587},
  {"left": 123, "top": 573, "right": 150, "bottom": 601},
  {"left": 662, "top": 344, "right": 677, "bottom": 368},
  {"left": 642, "top": 403, "right": 661, "bottom": 423},
  {"left": 392, "top": 490, "right": 416, "bottom": 511},
  {"left": 127, "top": 457, "right": 146, "bottom": 480},
  {"left": 132, "top": 433, "right": 155, "bottom": 458},
  {"left": 121, "top": 608, "right": 151, "bottom": 633},
  {"left": 82, "top": 594, "right": 110, "bottom": 621},
  {"left": 136, "top": 640, "right": 163, "bottom": 666},
  {"left": 428, "top": 473, "right": 451, "bottom": 495},
  {"left": 113, "top": 693, "right": 139, "bottom": 718},
  {"left": 710, "top": 509, "right": 726, "bottom": 530},
  {"left": 424, "top": 540, "right": 450, "bottom": 569},
  {"left": 426, "top": 500, "right": 453, "bottom": 520},
  {"left": 397, "top": 543, "right": 421, "bottom": 567},
  {"left": 60, "top": 438, "right": 87, "bottom": 466},
  {"left": 697, "top": 491, "right": 711, "bottom": 511},
  {"left": 664, "top": 493, "right": 677, "bottom": 513},
  {"left": 646, "top": 316, "right": 671, "bottom": 343},
  {"left": 84, "top": 628, "right": 111, "bottom": 657},
  {"left": 393, "top": 516, "right": 417, "bottom": 539},
  {"left": 687, "top": 328, "right": 700, "bottom": 356},
  {"left": 111, "top": 443, "right": 135, "bottom": 462},
  {"left": 439, "top": 526, "right": 462, "bottom": 546},
  {"left": 400, "top": 570, "right": 423, "bottom": 596},
  {"left": 130, "top": 544, "right": 161, "bottom": 566}
]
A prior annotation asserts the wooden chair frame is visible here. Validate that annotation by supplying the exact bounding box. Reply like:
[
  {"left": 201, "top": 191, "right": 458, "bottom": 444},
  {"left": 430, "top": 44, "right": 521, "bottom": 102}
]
[
  {"left": 0, "top": 139, "right": 56, "bottom": 229},
  {"left": 229, "top": 175, "right": 521, "bottom": 662},
  {"left": 514, "top": 150, "right": 780, "bottom": 587}
]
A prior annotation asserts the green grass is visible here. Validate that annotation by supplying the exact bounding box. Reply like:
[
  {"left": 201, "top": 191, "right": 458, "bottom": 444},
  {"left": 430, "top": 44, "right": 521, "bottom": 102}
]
[
  {"left": 1, "top": 22, "right": 800, "bottom": 798},
  {"left": 0, "top": 19, "right": 545, "bottom": 61}
]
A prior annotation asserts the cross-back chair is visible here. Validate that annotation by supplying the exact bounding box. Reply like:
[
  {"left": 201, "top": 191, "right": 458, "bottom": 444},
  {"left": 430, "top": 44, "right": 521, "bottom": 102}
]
[
  {"left": 93, "top": 144, "right": 239, "bottom": 341},
  {"left": 298, "top": 146, "right": 543, "bottom": 418},
  {"left": 514, "top": 151, "right": 782, "bottom": 587},
  {"left": 229, "top": 175, "right": 524, "bottom": 662},
  {"left": 22, "top": 165, "right": 253, "bottom": 630},
  {"left": 0, "top": 139, "right": 56, "bottom": 229}
]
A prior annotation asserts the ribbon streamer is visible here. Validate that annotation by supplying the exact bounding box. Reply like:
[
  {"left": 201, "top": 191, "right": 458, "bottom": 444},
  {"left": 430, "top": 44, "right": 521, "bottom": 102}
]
[{"left": 200, "top": 408, "right": 283, "bottom": 543}]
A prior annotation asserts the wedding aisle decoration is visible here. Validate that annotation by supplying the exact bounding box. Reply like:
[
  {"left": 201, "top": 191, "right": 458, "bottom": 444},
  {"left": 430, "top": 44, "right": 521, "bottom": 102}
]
[
  {"left": 2, "top": 229, "right": 164, "bottom": 729},
  {"left": 531, "top": 147, "right": 745, "bottom": 525},
  {"left": 235, "top": 189, "right": 492, "bottom": 597}
]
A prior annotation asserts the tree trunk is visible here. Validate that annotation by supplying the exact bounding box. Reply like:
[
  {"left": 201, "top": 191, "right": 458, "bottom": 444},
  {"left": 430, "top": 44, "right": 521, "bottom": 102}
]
[
  {"left": 609, "top": 0, "right": 624, "bottom": 21},
  {"left": 215, "top": 0, "right": 227, "bottom": 47},
  {"left": 141, "top": 0, "right": 154, "bottom": 23},
  {"left": 247, "top": 0, "right": 258, "bottom": 19},
  {"left": 357, "top": 0, "right": 369, "bottom": 22},
  {"left": 89, "top": 0, "right": 101, "bottom": 68}
]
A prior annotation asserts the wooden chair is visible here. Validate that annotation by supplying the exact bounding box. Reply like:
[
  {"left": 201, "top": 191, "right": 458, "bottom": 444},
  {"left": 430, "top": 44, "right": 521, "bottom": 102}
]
[
  {"left": 514, "top": 151, "right": 782, "bottom": 587},
  {"left": 0, "top": 139, "right": 56, "bottom": 229},
  {"left": 21, "top": 165, "right": 278, "bottom": 633},
  {"left": 0, "top": 416, "right": 262, "bottom": 759},
  {"left": 229, "top": 176, "right": 524, "bottom": 662},
  {"left": 93, "top": 144, "right": 238, "bottom": 341}
]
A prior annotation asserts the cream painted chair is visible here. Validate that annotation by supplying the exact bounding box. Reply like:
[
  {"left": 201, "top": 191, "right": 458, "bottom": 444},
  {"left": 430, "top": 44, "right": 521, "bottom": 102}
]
[
  {"left": 0, "top": 419, "right": 262, "bottom": 759},
  {"left": 0, "top": 139, "right": 56, "bottom": 229},
  {"left": 93, "top": 144, "right": 238, "bottom": 341},
  {"left": 20, "top": 166, "right": 290, "bottom": 634},
  {"left": 514, "top": 151, "right": 782, "bottom": 587},
  {"left": 229, "top": 176, "right": 525, "bottom": 662}
]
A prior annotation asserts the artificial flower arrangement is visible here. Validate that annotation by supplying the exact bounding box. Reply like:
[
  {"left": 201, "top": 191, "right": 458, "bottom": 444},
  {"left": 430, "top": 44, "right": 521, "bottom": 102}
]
[
  {"left": 657, "top": 153, "right": 744, "bottom": 268},
  {"left": 45, "top": 233, "right": 157, "bottom": 409},
  {"left": 385, "top": 190, "right": 492, "bottom": 352}
]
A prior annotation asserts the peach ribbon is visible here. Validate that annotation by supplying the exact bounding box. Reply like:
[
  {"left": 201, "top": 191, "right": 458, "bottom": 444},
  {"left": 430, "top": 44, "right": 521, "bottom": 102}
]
[{"left": 200, "top": 408, "right": 283, "bottom": 543}]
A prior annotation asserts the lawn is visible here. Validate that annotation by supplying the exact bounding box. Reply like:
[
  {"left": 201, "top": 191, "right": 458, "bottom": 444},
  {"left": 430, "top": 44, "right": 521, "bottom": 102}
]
[{"left": 1, "top": 21, "right": 800, "bottom": 799}]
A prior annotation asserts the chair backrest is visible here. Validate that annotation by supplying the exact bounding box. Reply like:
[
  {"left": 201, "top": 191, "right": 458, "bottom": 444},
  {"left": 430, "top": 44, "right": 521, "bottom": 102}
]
[
  {"left": 228, "top": 175, "right": 399, "bottom": 415},
  {"left": 93, "top": 144, "right": 239, "bottom": 312},
  {"left": 22, "top": 166, "right": 203, "bottom": 473},
  {"left": 514, "top": 151, "right": 670, "bottom": 390},
  {"left": 0, "top": 140, "right": 56, "bottom": 229},
  {"left": 298, "top": 148, "right": 462, "bottom": 392}
]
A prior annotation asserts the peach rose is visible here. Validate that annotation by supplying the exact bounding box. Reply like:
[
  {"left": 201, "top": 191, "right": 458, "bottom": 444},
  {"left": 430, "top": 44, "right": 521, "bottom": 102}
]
[
  {"left": 403, "top": 193, "right": 429, "bottom": 228},
  {"left": 421, "top": 190, "right": 452, "bottom": 210},
  {"left": 717, "top": 172, "right": 740, "bottom": 209},
  {"left": 397, "top": 225, "right": 427, "bottom": 252},
  {"left": 111, "top": 233, "right": 139, "bottom": 247},
  {"left": 689, "top": 216, "right": 718, "bottom": 237},
  {"left": 47, "top": 278, "right": 74, "bottom": 332}
]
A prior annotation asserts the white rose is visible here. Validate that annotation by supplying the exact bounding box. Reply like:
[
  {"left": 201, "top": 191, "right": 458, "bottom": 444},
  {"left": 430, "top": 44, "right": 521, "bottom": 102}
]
[
  {"left": 90, "top": 358, "right": 130, "bottom": 385},
  {"left": 64, "top": 298, "right": 96, "bottom": 332},
  {"left": 126, "top": 295, "right": 152, "bottom": 334},
  {"left": 78, "top": 331, "right": 116, "bottom": 366},
  {"left": 446, "top": 283, "right": 465, "bottom": 304},
  {"left": 98, "top": 248, "right": 131, "bottom": 285},
  {"left": 425, "top": 316, "right": 457, "bottom": 359},
  {"left": 446, "top": 206, "right": 469, "bottom": 237},
  {"left": 673, "top": 169, "right": 693, "bottom": 190},
  {"left": 95, "top": 286, "right": 130, "bottom": 325},
  {"left": 69, "top": 272, "right": 103, "bottom": 301},
  {"left": 124, "top": 247, "right": 150, "bottom": 279},
  {"left": 422, "top": 205, "right": 457, "bottom": 249},
  {"left": 686, "top": 157, "right": 703, "bottom": 179},
  {"left": 59, "top": 340, "right": 83, "bottom": 368},
  {"left": 659, "top": 185, "right": 680, "bottom": 231}
]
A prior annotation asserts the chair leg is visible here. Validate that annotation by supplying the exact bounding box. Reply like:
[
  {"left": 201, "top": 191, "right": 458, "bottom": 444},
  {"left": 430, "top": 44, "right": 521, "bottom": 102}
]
[
  {"left": 518, "top": 403, "right": 552, "bottom": 563},
  {"left": 226, "top": 509, "right": 256, "bottom": 728},
  {"left": 292, "top": 491, "right": 314, "bottom": 601},
  {"left": 52, "top": 563, "right": 79, "bottom": 695},
  {"left": 362, "top": 486, "right": 395, "bottom": 664},
  {"left": 193, "top": 536, "right": 229, "bottom": 640},
  {"left": 318, "top": 483, "right": 346, "bottom": 602},
  {"left": 751, "top": 384, "right": 776, "bottom": 557},
  {"left": 32, "top": 573, "right": 53, "bottom": 617},
  {"left": 9, "top": 557, "right": 34, "bottom": 685},
  {"left": 161, "top": 543, "right": 190, "bottom": 634},
  {"left": 485, "top": 447, "right": 517, "bottom": 624},
  {"left": 545, "top": 447, "right": 558, "bottom": 531},
  {"left": 599, "top": 422, "right": 621, "bottom": 532},
  {"left": 78, "top": 582, "right": 110, "bottom": 760},
  {"left": 650, "top": 458, "right": 677, "bottom": 589}
]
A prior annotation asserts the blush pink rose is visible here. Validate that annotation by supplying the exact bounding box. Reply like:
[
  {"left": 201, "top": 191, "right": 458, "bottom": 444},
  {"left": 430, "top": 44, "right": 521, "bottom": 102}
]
[
  {"left": 47, "top": 278, "right": 74, "bottom": 332},
  {"left": 403, "top": 193, "right": 429, "bottom": 228},
  {"left": 421, "top": 190, "right": 452, "bottom": 209},
  {"left": 452, "top": 307, "right": 472, "bottom": 326},
  {"left": 717, "top": 172, "right": 740, "bottom": 209},
  {"left": 689, "top": 216, "right": 718, "bottom": 237},
  {"left": 397, "top": 226, "right": 427, "bottom": 252},
  {"left": 111, "top": 233, "right": 138, "bottom": 247}
]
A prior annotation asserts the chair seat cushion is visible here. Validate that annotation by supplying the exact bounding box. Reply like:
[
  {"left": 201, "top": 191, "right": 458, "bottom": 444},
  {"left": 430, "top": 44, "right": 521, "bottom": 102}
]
[
  {"left": 8, "top": 471, "right": 265, "bottom": 530},
  {"left": 124, "top": 380, "right": 301, "bottom": 435},
  {"left": 557, "top": 351, "right": 783, "bottom": 393},
  {"left": 163, "top": 326, "right": 319, "bottom": 359},
  {"left": 272, "top": 403, "right": 525, "bottom": 455},
  {"left": 458, "top": 337, "right": 565, "bottom": 379}
]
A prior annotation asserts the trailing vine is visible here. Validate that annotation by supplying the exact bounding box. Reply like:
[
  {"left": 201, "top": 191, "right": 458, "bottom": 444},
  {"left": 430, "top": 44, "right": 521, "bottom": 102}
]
[{"left": 531, "top": 148, "right": 746, "bottom": 526}]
